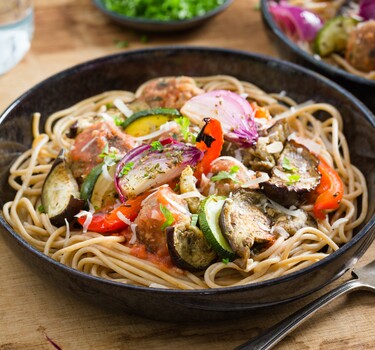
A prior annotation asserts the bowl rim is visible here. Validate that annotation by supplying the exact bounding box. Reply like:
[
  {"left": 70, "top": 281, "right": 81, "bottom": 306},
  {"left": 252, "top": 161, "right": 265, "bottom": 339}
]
[
  {"left": 0, "top": 46, "right": 374, "bottom": 296},
  {"left": 260, "top": 0, "right": 375, "bottom": 87},
  {"left": 92, "top": 0, "right": 233, "bottom": 27}
]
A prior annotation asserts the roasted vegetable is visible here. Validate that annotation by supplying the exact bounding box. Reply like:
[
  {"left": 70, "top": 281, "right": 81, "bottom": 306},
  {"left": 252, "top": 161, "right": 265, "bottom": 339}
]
[
  {"left": 220, "top": 190, "right": 274, "bottom": 263},
  {"left": 77, "top": 193, "right": 148, "bottom": 233},
  {"left": 198, "top": 195, "right": 236, "bottom": 260},
  {"left": 179, "top": 166, "right": 200, "bottom": 214},
  {"left": 41, "top": 150, "right": 84, "bottom": 226},
  {"left": 261, "top": 141, "right": 320, "bottom": 207},
  {"left": 121, "top": 108, "right": 180, "bottom": 137},
  {"left": 194, "top": 118, "right": 224, "bottom": 181},
  {"left": 90, "top": 164, "right": 118, "bottom": 209},
  {"left": 313, "top": 16, "right": 358, "bottom": 57},
  {"left": 181, "top": 90, "right": 258, "bottom": 148},
  {"left": 313, "top": 157, "right": 344, "bottom": 220},
  {"left": 80, "top": 163, "right": 103, "bottom": 201},
  {"left": 115, "top": 138, "right": 203, "bottom": 201},
  {"left": 166, "top": 224, "right": 217, "bottom": 271}
]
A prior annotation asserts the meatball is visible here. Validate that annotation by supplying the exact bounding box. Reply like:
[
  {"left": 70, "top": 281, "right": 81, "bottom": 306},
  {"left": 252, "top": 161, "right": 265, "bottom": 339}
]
[
  {"left": 70, "top": 121, "right": 137, "bottom": 181},
  {"left": 137, "top": 76, "right": 204, "bottom": 109},
  {"left": 135, "top": 186, "right": 190, "bottom": 256},
  {"left": 346, "top": 20, "right": 375, "bottom": 72}
]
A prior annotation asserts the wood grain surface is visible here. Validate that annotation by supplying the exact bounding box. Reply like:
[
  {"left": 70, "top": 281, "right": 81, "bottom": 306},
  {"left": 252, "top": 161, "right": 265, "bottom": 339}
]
[{"left": 0, "top": 1, "right": 374, "bottom": 349}]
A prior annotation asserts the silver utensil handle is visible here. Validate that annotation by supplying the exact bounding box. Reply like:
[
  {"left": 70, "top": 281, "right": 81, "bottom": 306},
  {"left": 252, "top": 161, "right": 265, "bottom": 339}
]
[{"left": 234, "top": 279, "right": 364, "bottom": 350}]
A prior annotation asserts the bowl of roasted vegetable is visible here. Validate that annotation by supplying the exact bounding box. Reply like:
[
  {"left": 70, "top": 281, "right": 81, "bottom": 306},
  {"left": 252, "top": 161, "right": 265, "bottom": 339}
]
[
  {"left": 92, "top": 0, "right": 233, "bottom": 32},
  {"left": 0, "top": 47, "right": 374, "bottom": 321},
  {"left": 261, "top": 0, "right": 375, "bottom": 112}
]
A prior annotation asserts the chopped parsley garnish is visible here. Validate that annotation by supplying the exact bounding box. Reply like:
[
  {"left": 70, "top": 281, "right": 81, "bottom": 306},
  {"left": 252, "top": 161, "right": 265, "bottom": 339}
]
[
  {"left": 281, "top": 157, "right": 297, "bottom": 172},
  {"left": 113, "top": 115, "right": 126, "bottom": 127},
  {"left": 38, "top": 205, "right": 45, "bottom": 213},
  {"left": 150, "top": 141, "right": 163, "bottom": 152},
  {"left": 175, "top": 116, "right": 196, "bottom": 143},
  {"left": 114, "top": 39, "right": 129, "bottom": 48},
  {"left": 105, "top": 102, "right": 114, "bottom": 109},
  {"left": 160, "top": 204, "right": 174, "bottom": 230},
  {"left": 103, "top": 0, "right": 225, "bottom": 21},
  {"left": 99, "top": 144, "right": 123, "bottom": 166},
  {"left": 120, "top": 162, "right": 134, "bottom": 177},
  {"left": 287, "top": 173, "right": 301, "bottom": 185},
  {"left": 222, "top": 258, "right": 229, "bottom": 264},
  {"left": 191, "top": 214, "right": 199, "bottom": 226},
  {"left": 211, "top": 165, "right": 240, "bottom": 183}
]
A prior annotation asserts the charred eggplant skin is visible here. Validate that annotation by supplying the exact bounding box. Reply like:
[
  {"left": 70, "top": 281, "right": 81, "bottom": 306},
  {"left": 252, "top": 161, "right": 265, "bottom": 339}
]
[
  {"left": 41, "top": 150, "right": 84, "bottom": 227},
  {"left": 166, "top": 224, "right": 217, "bottom": 272},
  {"left": 261, "top": 141, "right": 320, "bottom": 207},
  {"left": 219, "top": 189, "right": 273, "bottom": 262}
]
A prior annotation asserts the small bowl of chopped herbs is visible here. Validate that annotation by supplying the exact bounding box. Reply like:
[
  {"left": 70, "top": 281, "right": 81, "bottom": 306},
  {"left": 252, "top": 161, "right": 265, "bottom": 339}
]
[{"left": 92, "top": 0, "right": 233, "bottom": 32}]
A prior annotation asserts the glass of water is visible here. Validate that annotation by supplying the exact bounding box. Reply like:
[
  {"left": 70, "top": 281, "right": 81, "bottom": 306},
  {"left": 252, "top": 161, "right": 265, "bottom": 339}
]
[{"left": 0, "top": 0, "right": 34, "bottom": 75}]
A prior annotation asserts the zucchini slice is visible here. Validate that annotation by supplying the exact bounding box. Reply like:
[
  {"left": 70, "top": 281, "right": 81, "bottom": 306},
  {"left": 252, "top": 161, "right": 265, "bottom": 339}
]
[
  {"left": 41, "top": 150, "right": 84, "bottom": 226},
  {"left": 80, "top": 163, "right": 103, "bottom": 201},
  {"left": 198, "top": 195, "right": 236, "bottom": 260},
  {"left": 90, "top": 164, "right": 117, "bottom": 209},
  {"left": 313, "top": 16, "right": 358, "bottom": 57},
  {"left": 122, "top": 108, "right": 180, "bottom": 137}
]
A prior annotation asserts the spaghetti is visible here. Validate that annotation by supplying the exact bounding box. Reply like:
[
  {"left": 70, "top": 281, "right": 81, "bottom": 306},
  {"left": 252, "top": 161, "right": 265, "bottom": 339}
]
[{"left": 2, "top": 75, "right": 368, "bottom": 290}]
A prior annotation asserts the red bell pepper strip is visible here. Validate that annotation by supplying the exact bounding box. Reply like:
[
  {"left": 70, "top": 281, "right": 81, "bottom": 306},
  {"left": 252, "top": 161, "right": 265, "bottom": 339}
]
[
  {"left": 313, "top": 157, "right": 344, "bottom": 220},
  {"left": 193, "top": 118, "right": 224, "bottom": 181},
  {"left": 78, "top": 193, "right": 148, "bottom": 233}
]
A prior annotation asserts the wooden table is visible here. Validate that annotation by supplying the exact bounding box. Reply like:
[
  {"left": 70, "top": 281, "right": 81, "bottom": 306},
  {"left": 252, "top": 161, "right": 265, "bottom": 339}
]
[{"left": 0, "top": 1, "right": 374, "bottom": 349}]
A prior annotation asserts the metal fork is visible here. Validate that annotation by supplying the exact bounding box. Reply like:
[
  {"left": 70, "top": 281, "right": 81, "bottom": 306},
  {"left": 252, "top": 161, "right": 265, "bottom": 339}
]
[{"left": 235, "top": 260, "right": 375, "bottom": 350}]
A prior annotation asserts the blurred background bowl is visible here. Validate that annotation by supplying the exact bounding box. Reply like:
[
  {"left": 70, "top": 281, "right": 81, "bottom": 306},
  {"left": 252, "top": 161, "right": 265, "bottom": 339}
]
[
  {"left": 0, "top": 47, "right": 374, "bottom": 321},
  {"left": 260, "top": 0, "right": 375, "bottom": 112},
  {"left": 92, "top": 0, "right": 233, "bottom": 32}
]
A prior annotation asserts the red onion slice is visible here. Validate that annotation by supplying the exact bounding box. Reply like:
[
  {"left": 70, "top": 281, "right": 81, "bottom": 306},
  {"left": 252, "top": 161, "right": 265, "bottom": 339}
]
[
  {"left": 180, "top": 90, "right": 258, "bottom": 148},
  {"left": 359, "top": 0, "right": 375, "bottom": 20},
  {"left": 269, "top": 1, "right": 323, "bottom": 41},
  {"left": 115, "top": 139, "right": 203, "bottom": 201}
]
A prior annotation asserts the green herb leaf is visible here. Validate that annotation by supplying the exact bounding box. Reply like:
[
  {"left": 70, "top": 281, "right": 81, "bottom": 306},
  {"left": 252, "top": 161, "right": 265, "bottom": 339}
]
[
  {"left": 211, "top": 165, "right": 240, "bottom": 183},
  {"left": 114, "top": 39, "right": 129, "bottom": 48},
  {"left": 120, "top": 162, "right": 134, "bottom": 177},
  {"left": 191, "top": 214, "right": 199, "bottom": 226},
  {"left": 99, "top": 144, "right": 123, "bottom": 166},
  {"left": 281, "top": 157, "right": 294, "bottom": 171},
  {"left": 150, "top": 141, "right": 163, "bottom": 152},
  {"left": 113, "top": 115, "right": 126, "bottom": 127},
  {"left": 103, "top": 0, "right": 224, "bottom": 21},
  {"left": 160, "top": 204, "right": 174, "bottom": 230},
  {"left": 175, "top": 116, "right": 190, "bottom": 139},
  {"left": 105, "top": 102, "right": 114, "bottom": 109},
  {"left": 287, "top": 173, "right": 301, "bottom": 185},
  {"left": 38, "top": 205, "right": 45, "bottom": 213},
  {"left": 222, "top": 258, "right": 229, "bottom": 264}
]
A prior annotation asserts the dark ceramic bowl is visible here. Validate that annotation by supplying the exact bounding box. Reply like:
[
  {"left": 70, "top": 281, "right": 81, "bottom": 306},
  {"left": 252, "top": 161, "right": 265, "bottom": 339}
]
[
  {"left": 0, "top": 47, "right": 374, "bottom": 321},
  {"left": 260, "top": 0, "right": 375, "bottom": 112},
  {"left": 92, "top": 0, "right": 233, "bottom": 32}
]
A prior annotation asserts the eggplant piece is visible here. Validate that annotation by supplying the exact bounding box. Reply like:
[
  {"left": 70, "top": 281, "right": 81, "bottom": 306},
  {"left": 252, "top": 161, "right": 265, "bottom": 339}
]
[
  {"left": 66, "top": 121, "right": 78, "bottom": 139},
  {"left": 167, "top": 224, "right": 217, "bottom": 272},
  {"left": 220, "top": 189, "right": 273, "bottom": 262},
  {"left": 41, "top": 150, "right": 84, "bottom": 227},
  {"left": 261, "top": 140, "right": 320, "bottom": 207}
]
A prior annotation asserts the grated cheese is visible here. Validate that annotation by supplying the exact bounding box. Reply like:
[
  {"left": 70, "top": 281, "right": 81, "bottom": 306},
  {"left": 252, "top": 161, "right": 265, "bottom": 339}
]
[{"left": 114, "top": 98, "right": 133, "bottom": 117}]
